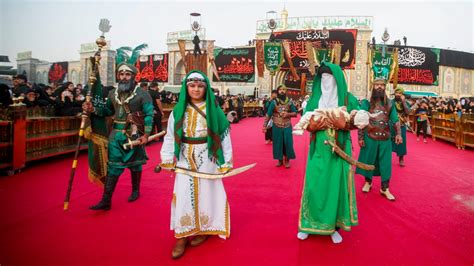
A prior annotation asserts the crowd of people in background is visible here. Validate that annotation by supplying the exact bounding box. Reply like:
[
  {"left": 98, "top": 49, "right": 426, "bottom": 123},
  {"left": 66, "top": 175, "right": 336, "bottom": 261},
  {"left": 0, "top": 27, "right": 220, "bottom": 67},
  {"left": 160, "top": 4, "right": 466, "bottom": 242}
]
[
  {"left": 407, "top": 96, "right": 474, "bottom": 116},
  {"left": 0, "top": 74, "right": 181, "bottom": 118},
  {"left": 1, "top": 74, "right": 473, "bottom": 122}
]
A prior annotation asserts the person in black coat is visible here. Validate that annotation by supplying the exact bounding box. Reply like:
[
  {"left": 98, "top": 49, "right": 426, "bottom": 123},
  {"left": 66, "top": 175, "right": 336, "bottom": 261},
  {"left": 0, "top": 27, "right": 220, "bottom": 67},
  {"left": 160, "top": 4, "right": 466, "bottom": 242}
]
[{"left": 0, "top": 84, "right": 13, "bottom": 107}]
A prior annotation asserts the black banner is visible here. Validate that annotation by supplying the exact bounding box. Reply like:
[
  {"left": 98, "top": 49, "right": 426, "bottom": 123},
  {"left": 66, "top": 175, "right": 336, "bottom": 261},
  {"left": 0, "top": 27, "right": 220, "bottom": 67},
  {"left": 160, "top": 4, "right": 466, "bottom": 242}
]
[
  {"left": 48, "top": 62, "right": 68, "bottom": 84},
  {"left": 213, "top": 47, "right": 255, "bottom": 82},
  {"left": 271, "top": 29, "right": 357, "bottom": 69},
  {"left": 395, "top": 46, "right": 440, "bottom": 85},
  {"left": 135, "top": 54, "right": 169, "bottom": 83},
  {"left": 440, "top": 49, "right": 474, "bottom": 70}
]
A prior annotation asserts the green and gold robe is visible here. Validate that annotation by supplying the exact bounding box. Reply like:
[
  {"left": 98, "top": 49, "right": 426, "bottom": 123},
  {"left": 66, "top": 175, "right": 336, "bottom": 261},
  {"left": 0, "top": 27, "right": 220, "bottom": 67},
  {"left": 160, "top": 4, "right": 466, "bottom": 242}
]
[{"left": 299, "top": 63, "right": 359, "bottom": 235}]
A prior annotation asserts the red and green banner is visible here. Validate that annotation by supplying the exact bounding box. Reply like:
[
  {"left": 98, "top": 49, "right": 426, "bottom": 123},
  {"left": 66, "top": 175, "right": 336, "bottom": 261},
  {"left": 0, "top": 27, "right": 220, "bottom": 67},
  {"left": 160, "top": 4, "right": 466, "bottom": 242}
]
[{"left": 271, "top": 29, "right": 357, "bottom": 69}]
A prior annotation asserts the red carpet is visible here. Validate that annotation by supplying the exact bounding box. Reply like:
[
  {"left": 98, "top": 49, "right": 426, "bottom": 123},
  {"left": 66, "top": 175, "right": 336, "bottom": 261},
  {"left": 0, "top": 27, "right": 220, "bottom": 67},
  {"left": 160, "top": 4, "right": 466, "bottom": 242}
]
[{"left": 0, "top": 117, "right": 473, "bottom": 265}]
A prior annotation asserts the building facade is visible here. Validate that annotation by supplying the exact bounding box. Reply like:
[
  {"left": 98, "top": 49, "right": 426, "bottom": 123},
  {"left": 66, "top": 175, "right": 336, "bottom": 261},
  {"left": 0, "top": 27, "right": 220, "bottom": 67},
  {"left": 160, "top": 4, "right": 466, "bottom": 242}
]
[{"left": 15, "top": 11, "right": 473, "bottom": 98}]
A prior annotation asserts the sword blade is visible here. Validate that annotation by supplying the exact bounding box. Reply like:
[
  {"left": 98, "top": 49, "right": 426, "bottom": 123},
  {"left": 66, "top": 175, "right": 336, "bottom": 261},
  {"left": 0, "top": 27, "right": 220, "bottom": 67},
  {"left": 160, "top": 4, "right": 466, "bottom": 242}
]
[{"left": 173, "top": 163, "right": 256, "bottom": 179}]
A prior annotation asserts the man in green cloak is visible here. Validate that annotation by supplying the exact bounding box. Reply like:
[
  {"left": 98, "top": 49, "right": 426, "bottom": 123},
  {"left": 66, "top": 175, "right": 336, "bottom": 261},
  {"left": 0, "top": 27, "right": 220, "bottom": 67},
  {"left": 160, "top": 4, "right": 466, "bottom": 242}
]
[
  {"left": 83, "top": 62, "right": 154, "bottom": 210},
  {"left": 391, "top": 87, "right": 410, "bottom": 166},
  {"left": 262, "top": 85, "right": 298, "bottom": 168},
  {"left": 356, "top": 78, "right": 402, "bottom": 201},
  {"left": 297, "top": 63, "right": 359, "bottom": 243}
]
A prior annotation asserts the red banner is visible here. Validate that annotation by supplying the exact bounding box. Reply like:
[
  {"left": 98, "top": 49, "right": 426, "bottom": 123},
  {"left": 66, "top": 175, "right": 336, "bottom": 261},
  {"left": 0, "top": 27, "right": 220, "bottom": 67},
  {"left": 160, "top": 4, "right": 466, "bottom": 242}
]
[
  {"left": 256, "top": 40, "right": 265, "bottom": 78},
  {"left": 135, "top": 54, "right": 169, "bottom": 83},
  {"left": 48, "top": 62, "right": 68, "bottom": 84}
]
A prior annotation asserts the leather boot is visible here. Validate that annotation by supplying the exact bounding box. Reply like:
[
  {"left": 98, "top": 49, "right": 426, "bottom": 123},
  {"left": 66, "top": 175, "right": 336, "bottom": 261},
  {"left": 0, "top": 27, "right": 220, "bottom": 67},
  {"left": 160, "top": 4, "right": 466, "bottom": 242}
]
[
  {"left": 171, "top": 238, "right": 188, "bottom": 259},
  {"left": 128, "top": 171, "right": 141, "bottom": 202},
  {"left": 190, "top": 235, "right": 208, "bottom": 247},
  {"left": 89, "top": 175, "right": 119, "bottom": 211}
]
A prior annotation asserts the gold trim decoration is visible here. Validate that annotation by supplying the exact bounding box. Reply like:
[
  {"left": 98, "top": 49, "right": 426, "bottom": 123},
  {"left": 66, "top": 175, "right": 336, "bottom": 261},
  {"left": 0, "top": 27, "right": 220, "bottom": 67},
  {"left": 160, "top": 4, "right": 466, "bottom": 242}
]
[
  {"left": 180, "top": 214, "right": 193, "bottom": 227},
  {"left": 217, "top": 167, "right": 232, "bottom": 173},
  {"left": 159, "top": 161, "right": 176, "bottom": 169}
]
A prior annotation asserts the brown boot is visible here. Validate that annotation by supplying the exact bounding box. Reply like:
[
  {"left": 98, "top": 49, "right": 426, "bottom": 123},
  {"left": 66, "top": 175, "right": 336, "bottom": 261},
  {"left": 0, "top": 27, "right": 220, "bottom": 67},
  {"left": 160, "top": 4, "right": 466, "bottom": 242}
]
[
  {"left": 171, "top": 238, "right": 188, "bottom": 259},
  {"left": 190, "top": 235, "right": 209, "bottom": 247},
  {"left": 276, "top": 160, "right": 283, "bottom": 167}
]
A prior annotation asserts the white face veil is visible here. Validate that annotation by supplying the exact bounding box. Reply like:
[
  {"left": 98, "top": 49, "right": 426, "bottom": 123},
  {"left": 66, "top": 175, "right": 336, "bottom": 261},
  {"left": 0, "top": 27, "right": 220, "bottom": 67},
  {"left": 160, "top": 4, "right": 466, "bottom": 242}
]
[{"left": 318, "top": 73, "right": 338, "bottom": 109}]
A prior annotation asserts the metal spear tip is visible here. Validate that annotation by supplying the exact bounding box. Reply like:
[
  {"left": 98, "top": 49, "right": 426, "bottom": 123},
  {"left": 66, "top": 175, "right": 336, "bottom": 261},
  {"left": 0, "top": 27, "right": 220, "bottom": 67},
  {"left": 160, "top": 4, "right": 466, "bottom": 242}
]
[{"left": 381, "top": 28, "right": 390, "bottom": 43}]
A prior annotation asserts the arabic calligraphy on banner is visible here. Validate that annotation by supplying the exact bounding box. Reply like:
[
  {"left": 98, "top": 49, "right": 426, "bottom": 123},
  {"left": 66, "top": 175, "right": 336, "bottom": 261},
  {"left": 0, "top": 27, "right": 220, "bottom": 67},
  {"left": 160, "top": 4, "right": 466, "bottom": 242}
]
[
  {"left": 264, "top": 42, "right": 284, "bottom": 75},
  {"left": 166, "top": 29, "right": 206, "bottom": 44},
  {"left": 372, "top": 50, "right": 395, "bottom": 82},
  {"left": 213, "top": 47, "right": 255, "bottom": 82},
  {"left": 396, "top": 46, "right": 440, "bottom": 85},
  {"left": 271, "top": 29, "right": 357, "bottom": 69},
  {"left": 135, "top": 54, "right": 169, "bottom": 83},
  {"left": 256, "top": 16, "right": 373, "bottom": 34}
]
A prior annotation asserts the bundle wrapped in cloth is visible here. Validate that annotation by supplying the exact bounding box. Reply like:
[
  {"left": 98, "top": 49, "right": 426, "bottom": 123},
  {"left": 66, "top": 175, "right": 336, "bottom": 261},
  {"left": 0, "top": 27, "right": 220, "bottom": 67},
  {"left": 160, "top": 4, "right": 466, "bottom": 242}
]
[{"left": 293, "top": 106, "right": 377, "bottom": 135}]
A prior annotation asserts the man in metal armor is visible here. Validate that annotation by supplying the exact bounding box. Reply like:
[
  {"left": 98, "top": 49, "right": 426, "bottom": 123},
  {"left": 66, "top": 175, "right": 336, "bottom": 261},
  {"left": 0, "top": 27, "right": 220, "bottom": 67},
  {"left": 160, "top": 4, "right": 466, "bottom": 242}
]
[
  {"left": 356, "top": 78, "right": 402, "bottom": 201},
  {"left": 262, "top": 85, "right": 298, "bottom": 168},
  {"left": 83, "top": 62, "right": 154, "bottom": 210}
]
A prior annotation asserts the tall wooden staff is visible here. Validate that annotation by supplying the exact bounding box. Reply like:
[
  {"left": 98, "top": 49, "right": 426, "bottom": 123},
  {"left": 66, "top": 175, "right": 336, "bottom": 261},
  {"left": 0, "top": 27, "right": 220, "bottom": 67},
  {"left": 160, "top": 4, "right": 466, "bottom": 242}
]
[{"left": 64, "top": 19, "right": 111, "bottom": 211}]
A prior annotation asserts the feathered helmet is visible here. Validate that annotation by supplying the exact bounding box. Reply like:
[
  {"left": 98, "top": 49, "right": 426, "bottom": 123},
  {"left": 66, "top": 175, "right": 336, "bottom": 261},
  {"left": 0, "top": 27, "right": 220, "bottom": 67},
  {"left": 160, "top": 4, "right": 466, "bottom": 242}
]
[{"left": 115, "top": 44, "right": 148, "bottom": 77}]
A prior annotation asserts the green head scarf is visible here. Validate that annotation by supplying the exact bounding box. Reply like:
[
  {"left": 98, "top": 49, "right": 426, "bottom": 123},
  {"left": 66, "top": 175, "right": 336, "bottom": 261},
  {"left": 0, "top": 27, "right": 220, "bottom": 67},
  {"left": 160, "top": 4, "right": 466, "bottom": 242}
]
[
  {"left": 305, "top": 62, "right": 350, "bottom": 156},
  {"left": 173, "top": 70, "right": 230, "bottom": 166},
  {"left": 305, "top": 62, "right": 348, "bottom": 112},
  {"left": 394, "top": 86, "right": 404, "bottom": 94}
]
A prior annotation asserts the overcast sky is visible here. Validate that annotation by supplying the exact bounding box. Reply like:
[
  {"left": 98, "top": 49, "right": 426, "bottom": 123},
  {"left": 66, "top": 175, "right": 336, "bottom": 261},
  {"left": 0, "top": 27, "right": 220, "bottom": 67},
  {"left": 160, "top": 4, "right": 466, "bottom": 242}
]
[{"left": 0, "top": 0, "right": 472, "bottom": 64}]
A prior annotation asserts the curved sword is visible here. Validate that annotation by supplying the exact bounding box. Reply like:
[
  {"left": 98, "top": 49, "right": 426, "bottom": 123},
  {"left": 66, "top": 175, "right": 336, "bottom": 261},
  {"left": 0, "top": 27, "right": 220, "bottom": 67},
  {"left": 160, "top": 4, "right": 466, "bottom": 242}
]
[{"left": 160, "top": 163, "right": 256, "bottom": 179}]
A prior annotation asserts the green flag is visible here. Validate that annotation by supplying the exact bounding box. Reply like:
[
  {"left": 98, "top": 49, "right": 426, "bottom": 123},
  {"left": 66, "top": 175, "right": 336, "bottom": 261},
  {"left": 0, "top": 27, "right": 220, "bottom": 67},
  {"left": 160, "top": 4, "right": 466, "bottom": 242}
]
[
  {"left": 264, "top": 42, "right": 284, "bottom": 75},
  {"left": 86, "top": 74, "right": 109, "bottom": 186}
]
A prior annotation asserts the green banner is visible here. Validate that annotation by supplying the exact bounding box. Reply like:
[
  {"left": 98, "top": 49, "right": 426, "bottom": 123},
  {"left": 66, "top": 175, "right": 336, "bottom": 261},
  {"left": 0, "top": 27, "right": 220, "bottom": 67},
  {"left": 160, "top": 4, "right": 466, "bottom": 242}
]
[
  {"left": 264, "top": 42, "right": 284, "bottom": 75},
  {"left": 316, "top": 49, "right": 331, "bottom": 65},
  {"left": 372, "top": 49, "right": 394, "bottom": 81}
]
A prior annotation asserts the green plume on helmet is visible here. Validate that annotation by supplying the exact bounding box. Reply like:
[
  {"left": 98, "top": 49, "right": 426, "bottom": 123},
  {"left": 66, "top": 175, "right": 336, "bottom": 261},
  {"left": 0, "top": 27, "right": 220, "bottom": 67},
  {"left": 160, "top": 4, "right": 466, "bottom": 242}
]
[{"left": 115, "top": 44, "right": 148, "bottom": 74}]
